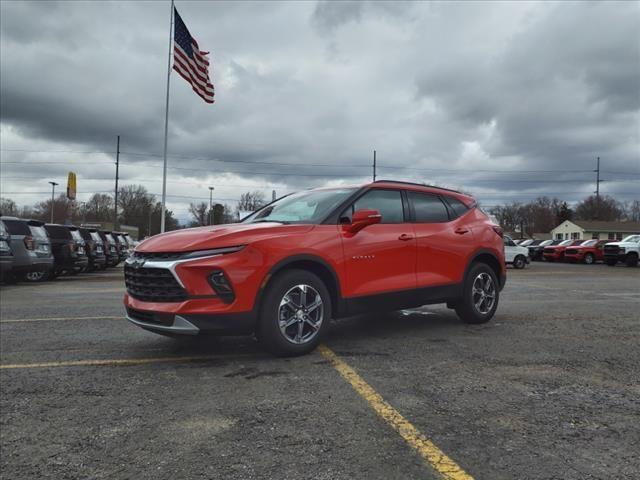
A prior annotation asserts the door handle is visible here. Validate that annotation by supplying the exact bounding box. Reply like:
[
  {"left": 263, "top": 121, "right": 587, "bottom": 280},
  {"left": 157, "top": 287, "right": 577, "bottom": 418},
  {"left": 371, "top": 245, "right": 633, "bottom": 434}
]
[
  {"left": 398, "top": 233, "right": 414, "bottom": 241},
  {"left": 455, "top": 227, "right": 469, "bottom": 235}
]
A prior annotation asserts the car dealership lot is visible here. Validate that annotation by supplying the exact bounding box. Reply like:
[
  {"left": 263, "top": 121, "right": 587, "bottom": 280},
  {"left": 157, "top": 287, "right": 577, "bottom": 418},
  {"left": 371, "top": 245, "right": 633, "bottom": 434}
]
[{"left": 1, "top": 263, "right": 638, "bottom": 480}]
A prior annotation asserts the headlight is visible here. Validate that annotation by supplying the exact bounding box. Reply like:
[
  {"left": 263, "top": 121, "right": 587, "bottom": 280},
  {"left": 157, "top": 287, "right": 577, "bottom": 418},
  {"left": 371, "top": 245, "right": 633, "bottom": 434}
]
[
  {"left": 618, "top": 247, "right": 625, "bottom": 253},
  {"left": 181, "top": 245, "right": 245, "bottom": 259}
]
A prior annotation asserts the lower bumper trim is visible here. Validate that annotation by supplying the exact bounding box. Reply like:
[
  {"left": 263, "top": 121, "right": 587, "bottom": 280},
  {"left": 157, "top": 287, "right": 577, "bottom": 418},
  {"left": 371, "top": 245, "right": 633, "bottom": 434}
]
[{"left": 126, "top": 314, "right": 200, "bottom": 335}]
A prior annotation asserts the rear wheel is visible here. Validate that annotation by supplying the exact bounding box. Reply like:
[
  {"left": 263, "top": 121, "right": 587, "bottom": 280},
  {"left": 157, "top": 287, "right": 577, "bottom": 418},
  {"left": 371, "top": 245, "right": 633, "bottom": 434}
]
[
  {"left": 24, "top": 270, "right": 49, "bottom": 282},
  {"left": 513, "top": 255, "right": 526, "bottom": 269},
  {"left": 584, "top": 253, "right": 595, "bottom": 265},
  {"left": 257, "top": 269, "right": 331, "bottom": 357},
  {"left": 455, "top": 263, "right": 499, "bottom": 324}
]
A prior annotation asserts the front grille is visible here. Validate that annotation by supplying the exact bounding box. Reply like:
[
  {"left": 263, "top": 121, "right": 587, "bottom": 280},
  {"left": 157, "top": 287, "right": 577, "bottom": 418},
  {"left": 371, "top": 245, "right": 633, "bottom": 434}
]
[
  {"left": 565, "top": 249, "right": 578, "bottom": 255},
  {"left": 604, "top": 245, "right": 619, "bottom": 255},
  {"left": 124, "top": 265, "right": 187, "bottom": 302},
  {"left": 543, "top": 248, "right": 555, "bottom": 254}
]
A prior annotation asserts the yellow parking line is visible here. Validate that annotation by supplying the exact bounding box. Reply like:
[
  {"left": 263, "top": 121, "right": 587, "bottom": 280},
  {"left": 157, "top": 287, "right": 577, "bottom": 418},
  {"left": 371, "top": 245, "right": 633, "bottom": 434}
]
[
  {"left": 0, "top": 355, "right": 246, "bottom": 370},
  {"left": 0, "top": 316, "right": 122, "bottom": 323},
  {"left": 318, "top": 345, "right": 473, "bottom": 480}
]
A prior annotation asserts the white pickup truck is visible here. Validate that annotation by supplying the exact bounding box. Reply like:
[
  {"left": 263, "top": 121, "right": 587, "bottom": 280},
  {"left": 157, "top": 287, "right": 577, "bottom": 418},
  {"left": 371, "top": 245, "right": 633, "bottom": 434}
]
[
  {"left": 603, "top": 235, "right": 640, "bottom": 267},
  {"left": 503, "top": 235, "right": 530, "bottom": 269}
]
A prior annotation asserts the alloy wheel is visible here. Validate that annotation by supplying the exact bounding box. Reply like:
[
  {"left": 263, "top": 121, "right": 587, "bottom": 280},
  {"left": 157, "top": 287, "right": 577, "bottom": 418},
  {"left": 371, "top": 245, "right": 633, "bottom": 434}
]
[
  {"left": 25, "top": 271, "right": 45, "bottom": 282},
  {"left": 278, "top": 284, "right": 324, "bottom": 345},
  {"left": 472, "top": 273, "right": 496, "bottom": 315}
]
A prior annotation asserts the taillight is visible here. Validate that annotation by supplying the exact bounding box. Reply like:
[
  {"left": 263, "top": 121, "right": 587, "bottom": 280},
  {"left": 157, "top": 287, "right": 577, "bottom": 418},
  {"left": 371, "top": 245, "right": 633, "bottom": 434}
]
[
  {"left": 491, "top": 225, "right": 504, "bottom": 238},
  {"left": 24, "top": 235, "right": 35, "bottom": 250}
]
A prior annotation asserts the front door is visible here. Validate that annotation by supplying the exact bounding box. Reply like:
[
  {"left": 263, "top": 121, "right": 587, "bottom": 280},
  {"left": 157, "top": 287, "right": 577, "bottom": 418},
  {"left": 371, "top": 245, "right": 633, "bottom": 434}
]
[{"left": 340, "top": 189, "right": 416, "bottom": 298}]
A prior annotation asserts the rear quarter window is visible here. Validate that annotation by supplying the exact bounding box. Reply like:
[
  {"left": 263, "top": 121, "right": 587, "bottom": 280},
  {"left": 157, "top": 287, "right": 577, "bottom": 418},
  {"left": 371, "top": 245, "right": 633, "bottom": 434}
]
[
  {"left": 2, "top": 219, "right": 31, "bottom": 236},
  {"left": 444, "top": 196, "right": 471, "bottom": 219}
]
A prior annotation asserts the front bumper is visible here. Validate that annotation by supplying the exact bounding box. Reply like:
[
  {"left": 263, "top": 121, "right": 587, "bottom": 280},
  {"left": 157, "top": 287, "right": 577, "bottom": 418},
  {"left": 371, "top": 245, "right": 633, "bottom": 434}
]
[{"left": 125, "top": 306, "right": 255, "bottom": 335}]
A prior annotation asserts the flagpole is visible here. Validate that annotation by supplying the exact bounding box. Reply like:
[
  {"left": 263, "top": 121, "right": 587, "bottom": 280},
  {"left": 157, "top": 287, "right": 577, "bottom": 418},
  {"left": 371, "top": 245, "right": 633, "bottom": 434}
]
[{"left": 160, "top": 0, "right": 174, "bottom": 233}]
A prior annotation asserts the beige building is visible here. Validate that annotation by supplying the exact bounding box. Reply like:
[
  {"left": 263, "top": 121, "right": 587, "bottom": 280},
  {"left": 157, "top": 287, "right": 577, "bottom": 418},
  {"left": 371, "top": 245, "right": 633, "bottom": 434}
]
[{"left": 550, "top": 220, "right": 640, "bottom": 241}]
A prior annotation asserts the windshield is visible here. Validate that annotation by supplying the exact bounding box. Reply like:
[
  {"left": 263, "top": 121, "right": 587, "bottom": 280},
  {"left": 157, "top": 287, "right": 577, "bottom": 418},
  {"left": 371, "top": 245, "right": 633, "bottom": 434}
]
[
  {"left": 243, "top": 188, "right": 357, "bottom": 224},
  {"left": 581, "top": 239, "right": 597, "bottom": 247},
  {"left": 29, "top": 225, "right": 48, "bottom": 239},
  {"left": 520, "top": 240, "right": 533, "bottom": 246},
  {"left": 540, "top": 240, "right": 552, "bottom": 246},
  {"left": 559, "top": 240, "right": 573, "bottom": 246},
  {"left": 621, "top": 235, "right": 640, "bottom": 243},
  {"left": 70, "top": 230, "right": 83, "bottom": 242}
]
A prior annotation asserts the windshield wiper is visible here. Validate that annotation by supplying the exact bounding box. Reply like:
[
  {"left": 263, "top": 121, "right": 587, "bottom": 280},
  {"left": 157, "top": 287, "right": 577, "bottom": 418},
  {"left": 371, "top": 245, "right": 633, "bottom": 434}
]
[{"left": 249, "top": 219, "right": 290, "bottom": 224}]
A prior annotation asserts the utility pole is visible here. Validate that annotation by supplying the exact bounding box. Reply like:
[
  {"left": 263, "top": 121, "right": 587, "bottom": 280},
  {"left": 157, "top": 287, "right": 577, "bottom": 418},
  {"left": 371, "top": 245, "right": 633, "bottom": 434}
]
[
  {"left": 48, "top": 181, "right": 58, "bottom": 223},
  {"left": 272, "top": 190, "right": 276, "bottom": 202},
  {"left": 594, "top": 156, "right": 601, "bottom": 220},
  {"left": 114, "top": 135, "right": 120, "bottom": 229},
  {"left": 373, "top": 150, "right": 377, "bottom": 181},
  {"left": 208, "top": 186, "right": 214, "bottom": 225}
]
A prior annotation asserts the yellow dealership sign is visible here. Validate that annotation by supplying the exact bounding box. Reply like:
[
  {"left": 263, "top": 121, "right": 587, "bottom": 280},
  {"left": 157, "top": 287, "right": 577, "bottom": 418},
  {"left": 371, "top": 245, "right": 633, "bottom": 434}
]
[{"left": 67, "top": 172, "right": 77, "bottom": 200}]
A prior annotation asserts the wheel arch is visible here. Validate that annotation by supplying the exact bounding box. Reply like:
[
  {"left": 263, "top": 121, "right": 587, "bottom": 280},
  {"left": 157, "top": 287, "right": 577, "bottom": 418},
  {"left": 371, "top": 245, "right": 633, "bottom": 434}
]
[
  {"left": 256, "top": 255, "right": 344, "bottom": 318},
  {"left": 465, "top": 249, "right": 504, "bottom": 289}
]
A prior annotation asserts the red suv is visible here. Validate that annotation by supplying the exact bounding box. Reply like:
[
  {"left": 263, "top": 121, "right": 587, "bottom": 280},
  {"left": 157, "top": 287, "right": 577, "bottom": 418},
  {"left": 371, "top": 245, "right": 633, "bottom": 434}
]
[{"left": 124, "top": 181, "right": 506, "bottom": 356}]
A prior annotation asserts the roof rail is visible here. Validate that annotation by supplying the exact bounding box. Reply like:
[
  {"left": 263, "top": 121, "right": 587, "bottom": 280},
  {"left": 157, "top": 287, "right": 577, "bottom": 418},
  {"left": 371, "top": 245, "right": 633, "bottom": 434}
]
[{"left": 372, "top": 179, "right": 462, "bottom": 194}]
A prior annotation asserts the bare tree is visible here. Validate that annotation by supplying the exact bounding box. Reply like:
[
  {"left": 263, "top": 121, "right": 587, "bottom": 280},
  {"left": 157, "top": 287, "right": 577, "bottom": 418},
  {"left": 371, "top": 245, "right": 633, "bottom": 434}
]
[
  {"left": 237, "top": 191, "right": 266, "bottom": 214},
  {"left": 575, "top": 195, "right": 623, "bottom": 221},
  {"left": 85, "top": 193, "right": 114, "bottom": 222},
  {"left": 188, "top": 202, "right": 209, "bottom": 226},
  {"left": 0, "top": 197, "right": 19, "bottom": 216}
]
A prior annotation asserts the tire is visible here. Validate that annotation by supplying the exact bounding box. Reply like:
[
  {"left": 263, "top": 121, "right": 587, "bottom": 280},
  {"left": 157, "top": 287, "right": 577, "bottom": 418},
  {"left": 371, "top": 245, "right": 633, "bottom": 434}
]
[
  {"left": 513, "top": 255, "right": 526, "bottom": 269},
  {"left": 257, "top": 269, "right": 332, "bottom": 357},
  {"left": 584, "top": 253, "right": 595, "bottom": 265},
  {"left": 625, "top": 253, "right": 638, "bottom": 267},
  {"left": 24, "top": 270, "right": 49, "bottom": 282},
  {"left": 455, "top": 263, "right": 499, "bottom": 324},
  {"left": 605, "top": 259, "right": 617, "bottom": 267}
]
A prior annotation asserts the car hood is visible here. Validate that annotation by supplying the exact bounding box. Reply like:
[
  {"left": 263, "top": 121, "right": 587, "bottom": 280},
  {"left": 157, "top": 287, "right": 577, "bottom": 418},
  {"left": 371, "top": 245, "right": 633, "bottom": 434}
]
[{"left": 136, "top": 223, "right": 315, "bottom": 253}]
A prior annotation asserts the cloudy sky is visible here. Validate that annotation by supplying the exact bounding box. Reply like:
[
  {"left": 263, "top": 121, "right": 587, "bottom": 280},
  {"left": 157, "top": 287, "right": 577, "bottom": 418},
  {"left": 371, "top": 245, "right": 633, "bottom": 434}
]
[{"left": 1, "top": 0, "right": 638, "bottom": 223}]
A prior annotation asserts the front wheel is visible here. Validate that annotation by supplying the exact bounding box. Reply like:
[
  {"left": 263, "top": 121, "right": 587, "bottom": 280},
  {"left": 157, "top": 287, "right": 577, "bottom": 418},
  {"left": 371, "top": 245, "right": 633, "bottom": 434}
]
[
  {"left": 513, "top": 255, "right": 526, "bottom": 269},
  {"left": 455, "top": 263, "right": 499, "bottom": 324},
  {"left": 257, "top": 269, "right": 332, "bottom": 357},
  {"left": 24, "top": 270, "right": 49, "bottom": 282},
  {"left": 584, "top": 253, "right": 595, "bottom": 265}
]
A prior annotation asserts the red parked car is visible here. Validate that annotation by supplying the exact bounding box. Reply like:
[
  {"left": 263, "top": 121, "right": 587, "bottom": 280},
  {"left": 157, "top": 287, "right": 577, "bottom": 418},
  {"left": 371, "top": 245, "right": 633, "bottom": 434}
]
[
  {"left": 124, "top": 181, "right": 506, "bottom": 356},
  {"left": 564, "top": 239, "right": 608, "bottom": 264},
  {"left": 543, "top": 239, "right": 583, "bottom": 262}
]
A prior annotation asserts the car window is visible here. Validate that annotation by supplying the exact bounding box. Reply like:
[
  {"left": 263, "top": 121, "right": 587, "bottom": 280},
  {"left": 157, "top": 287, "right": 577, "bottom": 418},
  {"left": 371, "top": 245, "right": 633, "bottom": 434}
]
[
  {"left": 444, "top": 196, "right": 470, "bottom": 218},
  {"left": 45, "top": 225, "right": 72, "bottom": 240},
  {"left": 29, "top": 226, "right": 48, "bottom": 239},
  {"left": 2, "top": 219, "right": 31, "bottom": 236},
  {"left": 90, "top": 231, "right": 102, "bottom": 243},
  {"left": 70, "top": 230, "right": 83, "bottom": 242},
  {"left": 0, "top": 220, "right": 9, "bottom": 236},
  {"left": 350, "top": 189, "right": 405, "bottom": 224},
  {"left": 503, "top": 236, "right": 517, "bottom": 247},
  {"left": 408, "top": 192, "right": 449, "bottom": 223}
]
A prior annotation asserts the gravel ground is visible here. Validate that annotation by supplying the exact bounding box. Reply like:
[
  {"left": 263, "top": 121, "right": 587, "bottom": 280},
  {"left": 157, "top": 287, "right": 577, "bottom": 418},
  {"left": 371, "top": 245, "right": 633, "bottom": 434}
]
[{"left": 1, "top": 262, "right": 638, "bottom": 480}]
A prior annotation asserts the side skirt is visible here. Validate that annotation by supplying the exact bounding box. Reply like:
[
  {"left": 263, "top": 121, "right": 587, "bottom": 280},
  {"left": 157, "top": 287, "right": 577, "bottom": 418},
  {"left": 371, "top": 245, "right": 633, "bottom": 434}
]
[{"left": 340, "top": 283, "right": 463, "bottom": 317}]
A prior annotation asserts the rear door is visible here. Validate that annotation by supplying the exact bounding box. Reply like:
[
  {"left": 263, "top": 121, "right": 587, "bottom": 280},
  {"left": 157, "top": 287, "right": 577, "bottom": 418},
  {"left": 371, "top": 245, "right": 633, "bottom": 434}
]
[
  {"left": 409, "top": 192, "right": 474, "bottom": 286},
  {"left": 340, "top": 189, "right": 416, "bottom": 298}
]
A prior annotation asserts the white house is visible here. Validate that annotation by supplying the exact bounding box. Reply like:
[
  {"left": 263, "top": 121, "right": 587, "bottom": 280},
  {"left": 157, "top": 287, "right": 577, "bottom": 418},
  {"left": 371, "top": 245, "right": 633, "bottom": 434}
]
[{"left": 550, "top": 220, "right": 640, "bottom": 241}]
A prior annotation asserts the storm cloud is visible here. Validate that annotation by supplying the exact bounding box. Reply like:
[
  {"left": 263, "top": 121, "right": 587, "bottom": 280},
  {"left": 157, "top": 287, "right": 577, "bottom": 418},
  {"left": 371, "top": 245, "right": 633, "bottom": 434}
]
[{"left": 1, "top": 0, "right": 638, "bottom": 221}]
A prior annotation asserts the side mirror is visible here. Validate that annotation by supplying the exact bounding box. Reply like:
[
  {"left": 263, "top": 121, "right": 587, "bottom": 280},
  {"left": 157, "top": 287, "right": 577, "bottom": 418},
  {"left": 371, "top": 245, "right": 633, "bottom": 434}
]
[{"left": 343, "top": 209, "right": 382, "bottom": 234}]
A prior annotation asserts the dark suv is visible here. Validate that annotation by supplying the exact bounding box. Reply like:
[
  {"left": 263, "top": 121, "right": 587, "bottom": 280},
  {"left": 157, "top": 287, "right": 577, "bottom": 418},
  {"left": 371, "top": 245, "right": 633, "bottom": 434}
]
[
  {"left": 124, "top": 181, "right": 506, "bottom": 356},
  {"left": 100, "top": 230, "right": 120, "bottom": 267},
  {"left": 0, "top": 216, "right": 53, "bottom": 282},
  {"left": 0, "top": 219, "right": 14, "bottom": 282},
  {"left": 78, "top": 227, "right": 107, "bottom": 271},
  {"left": 44, "top": 224, "right": 89, "bottom": 276},
  {"left": 24, "top": 220, "right": 55, "bottom": 281}
]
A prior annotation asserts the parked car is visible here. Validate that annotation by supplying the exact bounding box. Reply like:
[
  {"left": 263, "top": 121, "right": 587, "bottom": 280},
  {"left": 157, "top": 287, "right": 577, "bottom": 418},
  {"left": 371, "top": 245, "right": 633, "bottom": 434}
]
[
  {"left": 0, "top": 216, "right": 53, "bottom": 282},
  {"left": 518, "top": 239, "right": 534, "bottom": 247},
  {"left": 564, "top": 239, "right": 608, "bottom": 264},
  {"left": 603, "top": 235, "right": 640, "bottom": 267},
  {"left": 44, "top": 223, "right": 89, "bottom": 276},
  {"left": 543, "top": 239, "right": 583, "bottom": 262},
  {"left": 114, "top": 232, "right": 131, "bottom": 260},
  {"left": 0, "top": 219, "right": 14, "bottom": 282},
  {"left": 77, "top": 227, "right": 107, "bottom": 271},
  {"left": 124, "top": 180, "right": 507, "bottom": 356},
  {"left": 24, "top": 220, "right": 55, "bottom": 281},
  {"left": 529, "top": 239, "right": 559, "bottom": 261},
  {"left": 99, "top": 230, "right": 120, "bottom": 267},
  {"left": 503, "top": 235, "right": 529, "bottom": 269}
]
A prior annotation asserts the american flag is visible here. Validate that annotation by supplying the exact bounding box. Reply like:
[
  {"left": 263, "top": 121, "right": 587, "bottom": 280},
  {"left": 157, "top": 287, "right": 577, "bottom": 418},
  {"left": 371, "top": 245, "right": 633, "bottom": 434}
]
[{"left": 173, "top": 8, "right": 214, "bottom": 104}]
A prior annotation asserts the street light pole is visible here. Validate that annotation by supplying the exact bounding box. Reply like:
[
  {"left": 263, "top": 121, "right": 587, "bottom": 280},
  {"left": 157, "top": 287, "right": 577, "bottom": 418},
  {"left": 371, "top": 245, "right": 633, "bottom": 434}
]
[
  {"left": 48, "top": 181, "right": 59, "bottom": 223},
  {"left": 208, "top": 186, "right": 215, "bottom": 225}
]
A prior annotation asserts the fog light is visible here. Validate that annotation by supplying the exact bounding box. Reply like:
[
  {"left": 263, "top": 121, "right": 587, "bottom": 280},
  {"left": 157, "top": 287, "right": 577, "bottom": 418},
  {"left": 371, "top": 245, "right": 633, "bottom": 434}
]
[{"left": 208, "top": 270, "right": 235, "bottom": 303}]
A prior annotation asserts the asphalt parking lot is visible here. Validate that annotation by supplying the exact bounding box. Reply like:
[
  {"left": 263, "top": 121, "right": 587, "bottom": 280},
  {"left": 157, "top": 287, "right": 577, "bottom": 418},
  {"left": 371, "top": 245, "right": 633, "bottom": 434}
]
[{"left": 1, "top": 262, "right": 639, "bottom": 480}]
